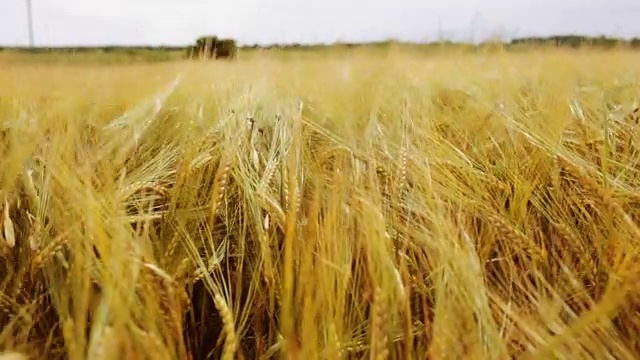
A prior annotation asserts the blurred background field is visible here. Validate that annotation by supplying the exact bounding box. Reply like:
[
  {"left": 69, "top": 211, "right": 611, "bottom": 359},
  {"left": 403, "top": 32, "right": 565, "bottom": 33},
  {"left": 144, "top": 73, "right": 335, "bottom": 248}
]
[{"left": 0, "top": 45, "right": 639, "bottom": 359}]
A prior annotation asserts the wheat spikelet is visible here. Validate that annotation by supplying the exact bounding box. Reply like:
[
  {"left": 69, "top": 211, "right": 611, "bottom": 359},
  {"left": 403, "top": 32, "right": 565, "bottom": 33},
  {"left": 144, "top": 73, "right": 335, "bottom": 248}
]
[
  {"left": 282, "top": 170, "right": 301, "bottom": 216},
  {"left": 192, "top": 261, "right": 220, "bottom": 283},
  {"left": 370, "top": 287, "right": 389, "bottom": 360},
  {"left": 376, "top": 164, "right": 392, "bottom": 216},
  {"left": 486, "top": 213, "right": 543, "bottom": 259},
  {"left": 163, "top": 234, "right": 181, "bottom": 263},
  {"left": 138, "top": 184, "right": 170, "bottom": 199},
  {"left": 259, "top": 195, "right": 286, "bottom": 231},
  {"left": 260, "top": 213, "right": 277, "bottom": 288},
  {"left": 21, "top": 166, "right": 40, "bottom": 209},
  {"left": 209, "top": 157, "right": 232, "bottom": 222},
  {"left": 250, "top": 143, "right": 261, "bottom": 171},
  {"left": 557, "top": 157, "right": 616, "bottom": 211},
  {"left": 213, "top": 294, "right": 237, "bottom": 360},
  {"left": 30, "top": 231, "right": 69, "bottom": 270},
  {"left": 281, "top": 168, "right": 291, "bottom": 202},
  {"left": 552, "top": 220, "right": 581, "bottom": 247},
  {"left": 550, "top": 218, "right": 598, "bottom": 272},
  {"left": 26, "top": 213, "right": 42, "bottom": 251},
  {"left": 248, "top": 117, "right": 263, "bottom": 171},
  {"left": 376, "top": 165, "right": 390, "bottom": 183},
  {"left": 172, "top": 256, "right": 193, "bottom": 282},
  {"left": 486, "top": 213, "right": 527, "bottom": 244},
  {"left": 625, "top": 107, "right": 639, "bottom": 124},
  {"left": 141, "top": 263, "right": 186, "bottom": 352},
  {"left": 259, "top": 157, "right": 281, "bottom": 192},
  {"left": 344, "top": 342, "right": 368, "bottom": 355},
  {"left": 118, "top": 181, "right": 170, "bottom": 202},
  {"left": 409, "top": 274, "right": 430, "bottom": 294},
  {"left": 557, "top": 156, "right": 640, "bottom": 249}
]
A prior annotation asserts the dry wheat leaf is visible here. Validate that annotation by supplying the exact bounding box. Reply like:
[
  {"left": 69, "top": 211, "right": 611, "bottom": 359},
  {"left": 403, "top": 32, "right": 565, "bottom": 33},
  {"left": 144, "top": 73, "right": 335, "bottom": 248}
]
[{"left": 3, "top": 200, "right": 15, "bottom": 248}]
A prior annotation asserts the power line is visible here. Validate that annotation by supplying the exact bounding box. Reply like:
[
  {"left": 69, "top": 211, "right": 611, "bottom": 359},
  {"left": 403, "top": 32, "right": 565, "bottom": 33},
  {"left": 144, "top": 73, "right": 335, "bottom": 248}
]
[{"left": 26, "top": 0, "right": 35, "bottom": 46}]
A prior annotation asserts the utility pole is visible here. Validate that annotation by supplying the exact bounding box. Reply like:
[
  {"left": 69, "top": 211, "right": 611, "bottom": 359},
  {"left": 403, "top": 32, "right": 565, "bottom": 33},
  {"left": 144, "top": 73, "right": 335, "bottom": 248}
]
[{"left": 26, "top": 0, "right": 35, "bottom": 47}]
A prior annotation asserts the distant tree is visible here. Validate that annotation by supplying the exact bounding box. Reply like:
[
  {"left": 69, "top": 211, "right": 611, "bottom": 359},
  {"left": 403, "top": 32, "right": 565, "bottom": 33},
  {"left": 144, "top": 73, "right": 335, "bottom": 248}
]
[
  {"left": 187, "top": 36, "right": 236, "bottom": 60},
  {"left": 198, "top": 36, "right": 219, "bottom": 59},
  {"left": 215, "top": 39, "right": 237, "bottom": 60}
]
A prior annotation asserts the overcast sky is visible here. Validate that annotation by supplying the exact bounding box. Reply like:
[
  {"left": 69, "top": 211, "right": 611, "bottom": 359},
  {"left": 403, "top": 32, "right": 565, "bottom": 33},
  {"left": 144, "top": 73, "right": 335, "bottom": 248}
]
[{"left": 1, "top": 0, "right": 639, "bottom": 46}]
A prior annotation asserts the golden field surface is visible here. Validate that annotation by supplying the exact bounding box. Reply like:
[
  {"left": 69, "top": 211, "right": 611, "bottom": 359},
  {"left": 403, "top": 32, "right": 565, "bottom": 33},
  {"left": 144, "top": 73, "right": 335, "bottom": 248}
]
[{"left": 0, "top": 47, "right": 639, "bottom": 360}]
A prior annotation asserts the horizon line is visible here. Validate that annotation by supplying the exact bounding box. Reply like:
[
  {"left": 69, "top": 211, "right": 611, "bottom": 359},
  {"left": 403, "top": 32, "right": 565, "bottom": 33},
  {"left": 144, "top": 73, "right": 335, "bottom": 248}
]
[{"left": 1, "top": 33, "right": 638, "bottom": 50}]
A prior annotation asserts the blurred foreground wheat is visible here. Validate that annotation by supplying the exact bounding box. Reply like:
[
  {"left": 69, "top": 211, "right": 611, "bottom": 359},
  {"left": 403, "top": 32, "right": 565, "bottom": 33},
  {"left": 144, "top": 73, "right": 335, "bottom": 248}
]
[{"left": 0, "top": 49, "right": 639, "bottom": 359}]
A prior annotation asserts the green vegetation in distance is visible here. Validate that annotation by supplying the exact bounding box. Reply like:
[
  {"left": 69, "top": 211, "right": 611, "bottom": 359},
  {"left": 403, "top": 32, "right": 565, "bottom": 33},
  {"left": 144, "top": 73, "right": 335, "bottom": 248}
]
[{"left": 0, "top": 34, "right": 638, "bottom": 64}]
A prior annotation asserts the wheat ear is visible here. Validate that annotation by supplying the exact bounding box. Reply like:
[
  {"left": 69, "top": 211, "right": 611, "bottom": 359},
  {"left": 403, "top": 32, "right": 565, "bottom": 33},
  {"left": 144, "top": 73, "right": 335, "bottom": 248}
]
[
  {"left": 213, "top": 294, "right": 237, "bottom": 360},
  {"left": 209, "top": 157, "right": 232, "bottom": 223},
  {"left": 370, "top": 287, "right": 389, "bottom": 360}
]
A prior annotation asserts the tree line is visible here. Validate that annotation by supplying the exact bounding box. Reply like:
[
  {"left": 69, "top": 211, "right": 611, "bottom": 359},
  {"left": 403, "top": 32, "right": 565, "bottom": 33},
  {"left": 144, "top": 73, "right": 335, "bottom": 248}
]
[
  {"left": 185, "top": 36, "right": 238, "bottom": 60},
  {"left": 508, "top": 35, "right": 640, "bottom": 49},
  {"left": 2, "top": 35, "right": 640, "bottom": 59}
]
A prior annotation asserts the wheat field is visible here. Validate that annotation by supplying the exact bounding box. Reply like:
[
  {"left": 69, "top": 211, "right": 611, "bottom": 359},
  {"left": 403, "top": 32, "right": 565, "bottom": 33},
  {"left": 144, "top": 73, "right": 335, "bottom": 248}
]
[{"left": 0, "top": 47, "right": 639, "bottom": 360}]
